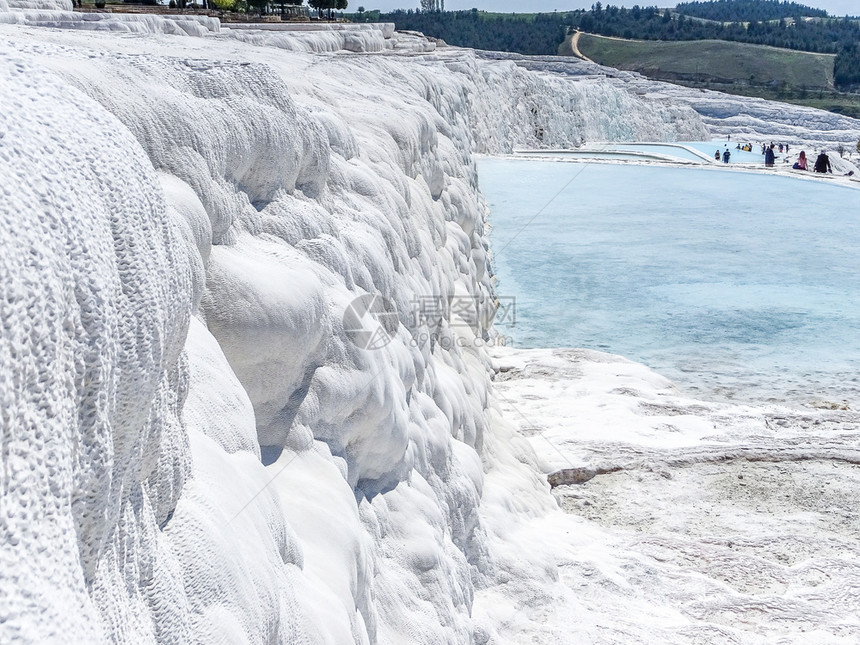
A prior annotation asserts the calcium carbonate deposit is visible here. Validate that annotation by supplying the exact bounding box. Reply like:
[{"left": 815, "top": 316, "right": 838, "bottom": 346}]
[{"left": 2, "top": 3, "right": 859, "bottom": 644}]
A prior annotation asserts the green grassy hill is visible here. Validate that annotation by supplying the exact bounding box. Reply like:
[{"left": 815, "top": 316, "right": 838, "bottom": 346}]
[{"left": 575, "top": 33, "right": 835, "bottom": 89}]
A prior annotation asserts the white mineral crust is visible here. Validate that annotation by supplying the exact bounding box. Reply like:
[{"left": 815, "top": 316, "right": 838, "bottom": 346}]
[{"left": 1, "top": 11, "right": 859, "bottom": 645}]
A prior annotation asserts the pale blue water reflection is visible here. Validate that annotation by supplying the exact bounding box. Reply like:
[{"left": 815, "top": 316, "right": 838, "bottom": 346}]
[{"left": 480, "top": 158, "right": 860, "bottom": 405}]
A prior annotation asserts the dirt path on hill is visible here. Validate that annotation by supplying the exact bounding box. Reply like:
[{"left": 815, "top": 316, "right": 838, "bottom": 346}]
[{"left": 568, "top": 31, "right": 593, "bottom": 63}]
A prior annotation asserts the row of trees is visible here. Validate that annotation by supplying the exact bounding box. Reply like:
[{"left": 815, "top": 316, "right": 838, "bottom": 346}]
[
  {"left": 379, "top": 9, "right": 567, "bottom": 55},
  {"left": 167, "top": 0, "right": 338, "bottom": 16},
  {"left": 246, "top": 0, "right": 302, "bottom": 12},
  {"left": 675, "top": 0, "right": 827, "bottom": 22},
  {"left": 834, "top": 43, "right": 860, "bottom": 88},
  {"left": 309, "top": 0, "right": 346, "bottom": 18},
  {"left": 179, "top": 0, "right": 343, "bottom": 16}
]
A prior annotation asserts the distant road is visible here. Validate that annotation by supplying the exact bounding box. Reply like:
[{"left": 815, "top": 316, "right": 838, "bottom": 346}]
[{"left": 565, "top": 30, "right": 593, "bottom": 62}]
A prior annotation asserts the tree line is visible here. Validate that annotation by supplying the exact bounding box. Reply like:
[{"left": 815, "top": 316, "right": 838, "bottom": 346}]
[
  {"left": 675, "top": 0, "right": 827, "bottom": 22},
  {"left": 309, "top": 0, "right": 346, "bottom": 18},
  {"left": 834, "top": 43, "right": 860, "bottom": 88},
  {"left": 378, "top": 9, "right": 567, "bottom": 55}
]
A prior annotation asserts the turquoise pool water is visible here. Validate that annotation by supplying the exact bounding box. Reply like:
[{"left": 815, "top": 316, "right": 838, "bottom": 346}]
[
  {"left": 516, "top": 151, "right": 666, "bottom": 162},
  {"left": 480, "top": 157, "right": 860, "bottom": 405},
  {"left": 686, "top": 140, "right": 777, "bottom": 163},
  {"left": 601, "top": 143, "right": 713, "bottom": 162}
]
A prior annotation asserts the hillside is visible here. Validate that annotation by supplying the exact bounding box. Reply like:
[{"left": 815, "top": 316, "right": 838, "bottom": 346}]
[
  {"left": 571, "top": 31, "right": 860, "bottom": 116},
  {"left": 575, "top": 32, "right": 835, "bottom": 89},
  {"left": 373, "top": 2, "right": 860, "bottom": 94}
]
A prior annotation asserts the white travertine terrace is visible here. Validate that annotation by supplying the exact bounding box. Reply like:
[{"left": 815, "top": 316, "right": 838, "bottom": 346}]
[{"left": 2, "top": 8, "right": 859, "bottom": 645}]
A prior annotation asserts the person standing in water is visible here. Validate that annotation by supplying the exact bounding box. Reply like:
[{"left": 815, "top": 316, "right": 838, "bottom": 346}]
[
  {"left": 814, "top": 151, "right": 832, "bottom": 173},
  {"left": 765, "top": 144, "right": 775, "bottom": 167}
]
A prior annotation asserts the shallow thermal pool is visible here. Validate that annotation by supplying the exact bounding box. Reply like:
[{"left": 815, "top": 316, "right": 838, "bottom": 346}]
[
  {"left": 599, "top": 142, "right": 714, "bottom": 162},
  {"left": 479, "top": 157, "right": 860, "bottom": 406},
  {"left": 685, "top": 140, "right": 770, "bottom": 163}
]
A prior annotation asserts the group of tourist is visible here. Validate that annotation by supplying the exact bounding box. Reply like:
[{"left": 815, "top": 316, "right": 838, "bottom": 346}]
[
  {"left": 715, "top": 140, "right": 846, "bottom": 176},
  {"left": 715, "top": 136, "right": 857, "bottom": 177},
  {"left": 761, "top": 142, "right": 790, "bottom": 155},
  {"left": 762, "top": 142, "right": 798, "bottom": 168},
  {"left": 715, "top": 140, "right": 793, "bottom": 165},
  {"left": 789, "top": 148, "right": 832, "bottom": 173},
  {"left": 767, "top": 143, "right": 834, "bottom": 173},
  {"left": 715, "top": 147, "right": 732, "bottom": 163}
]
